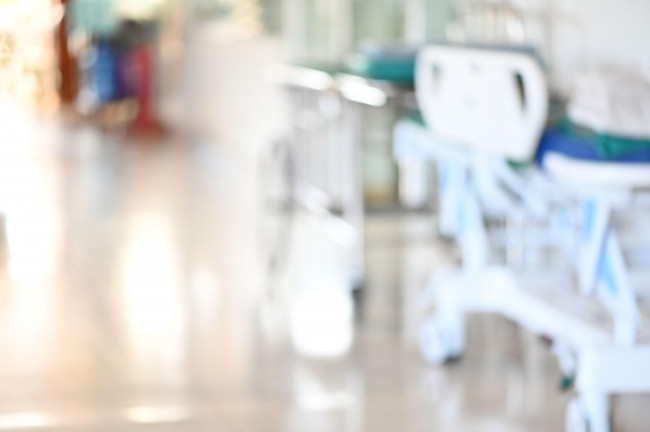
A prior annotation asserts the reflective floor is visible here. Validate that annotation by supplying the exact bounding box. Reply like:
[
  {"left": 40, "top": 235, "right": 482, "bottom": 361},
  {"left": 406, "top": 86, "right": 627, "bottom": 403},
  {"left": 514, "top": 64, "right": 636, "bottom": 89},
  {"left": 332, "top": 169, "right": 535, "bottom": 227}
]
[
  {"left": 0, "top": 103, "right": 583, "bottom": 431},
  {"left": 0, "top": 42, "right": 649, "bottom": 431}
]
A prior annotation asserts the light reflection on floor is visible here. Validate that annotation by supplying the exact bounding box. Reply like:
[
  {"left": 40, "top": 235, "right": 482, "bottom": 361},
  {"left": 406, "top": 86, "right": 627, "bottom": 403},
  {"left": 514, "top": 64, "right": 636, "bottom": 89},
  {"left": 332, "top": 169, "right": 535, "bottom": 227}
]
[{"left": 0, "top": 103, "right": 648, "bottom": 432}]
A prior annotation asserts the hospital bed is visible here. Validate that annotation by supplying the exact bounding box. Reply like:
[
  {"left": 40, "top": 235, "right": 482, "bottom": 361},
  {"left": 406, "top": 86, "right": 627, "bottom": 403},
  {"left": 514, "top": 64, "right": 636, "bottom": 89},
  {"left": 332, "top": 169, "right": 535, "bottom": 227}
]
[
  {"left": 341, "top": 48, "right": 419, "bottom": 209},
  {"left": 406, "top": 44, "right": 650, "bottom": 432},
  {"left": 270, "top": 48, "right": 425, "bottom": 291},
  {"left": 269, "top": 64, "right": 364, "bottom": 289}
]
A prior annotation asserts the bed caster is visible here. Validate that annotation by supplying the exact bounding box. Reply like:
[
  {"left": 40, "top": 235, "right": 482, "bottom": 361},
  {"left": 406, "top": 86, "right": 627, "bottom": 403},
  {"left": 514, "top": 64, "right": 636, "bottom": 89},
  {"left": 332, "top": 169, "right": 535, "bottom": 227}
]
[
  {"left": 553, "top": 340, "right": 577, "bottom": 392},
  {"left": 566, "top": 397, "right": 590, "bottom": 432},
  {"left": 560, "top": 374, "right": 575, "bottom": 392},
  {"left": 418, "top": 314, "right": 464, "bottom": 365}
]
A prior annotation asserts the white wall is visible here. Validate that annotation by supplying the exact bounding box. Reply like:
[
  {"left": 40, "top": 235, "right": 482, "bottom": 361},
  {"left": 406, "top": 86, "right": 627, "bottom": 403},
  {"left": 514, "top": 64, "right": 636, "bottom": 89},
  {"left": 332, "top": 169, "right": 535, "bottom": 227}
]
[
  {"left": 181, "top": 37, "right": 287, "bottom": 154},
  {"left": 511, "top": 0, "right": 650, "bottom": 94}
]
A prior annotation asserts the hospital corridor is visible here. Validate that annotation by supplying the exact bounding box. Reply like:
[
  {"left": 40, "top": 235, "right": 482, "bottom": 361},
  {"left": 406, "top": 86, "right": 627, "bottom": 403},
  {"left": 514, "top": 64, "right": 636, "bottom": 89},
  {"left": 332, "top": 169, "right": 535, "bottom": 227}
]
[
  {"left": 0, "top": 0, "right": 650, "bottom": 431},
  {"left": 0, "top": 102, "right": 570, "bottom": 431}
]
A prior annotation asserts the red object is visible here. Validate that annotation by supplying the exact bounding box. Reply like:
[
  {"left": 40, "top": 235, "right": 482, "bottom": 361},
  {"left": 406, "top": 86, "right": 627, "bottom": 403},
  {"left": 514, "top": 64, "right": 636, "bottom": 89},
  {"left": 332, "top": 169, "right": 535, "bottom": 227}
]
[
  {"left": 130, "top": 44, "right": 162, "bottom": 135},
  {"left": 57, "top": 0, "right": 78, "bottom": 104}
]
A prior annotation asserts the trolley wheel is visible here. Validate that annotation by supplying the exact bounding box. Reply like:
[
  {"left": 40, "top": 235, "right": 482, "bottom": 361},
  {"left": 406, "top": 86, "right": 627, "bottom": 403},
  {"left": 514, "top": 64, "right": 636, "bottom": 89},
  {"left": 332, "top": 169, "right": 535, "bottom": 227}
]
[
  {"left": 418, "top": 314, "right": 463, "bottom": 365},
  {"left": 566, "top": 397, "right": 590, "bottom": 432}
]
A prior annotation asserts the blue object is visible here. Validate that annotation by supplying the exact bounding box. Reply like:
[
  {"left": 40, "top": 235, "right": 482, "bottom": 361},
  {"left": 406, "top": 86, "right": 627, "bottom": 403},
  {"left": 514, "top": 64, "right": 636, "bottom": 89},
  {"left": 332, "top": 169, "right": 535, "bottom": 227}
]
[
  {"left": 536, "top": 129, "right": 650, "bottom": 168},
  {"left": 581, "top": 200, "right": 596, "bottom": 243},
  {"left": 598, "top": 246, "right": 618, "bottom": 296},
  {"left": 93, "top": 41, "right": 118, "bottom": 103}
]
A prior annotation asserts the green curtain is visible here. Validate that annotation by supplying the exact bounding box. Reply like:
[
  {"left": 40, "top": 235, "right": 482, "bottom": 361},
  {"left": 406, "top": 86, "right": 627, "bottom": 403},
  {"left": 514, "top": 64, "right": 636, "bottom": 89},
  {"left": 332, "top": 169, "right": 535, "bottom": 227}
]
[{"left": 68, "top": 0, "right": 116, "bottom": 36}]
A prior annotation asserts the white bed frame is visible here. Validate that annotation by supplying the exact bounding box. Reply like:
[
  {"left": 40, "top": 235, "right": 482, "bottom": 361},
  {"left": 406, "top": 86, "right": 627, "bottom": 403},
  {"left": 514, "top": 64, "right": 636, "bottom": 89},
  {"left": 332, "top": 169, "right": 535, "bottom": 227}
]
[{"left": 400, "top": 44, "right": 650, "bottom": 432}]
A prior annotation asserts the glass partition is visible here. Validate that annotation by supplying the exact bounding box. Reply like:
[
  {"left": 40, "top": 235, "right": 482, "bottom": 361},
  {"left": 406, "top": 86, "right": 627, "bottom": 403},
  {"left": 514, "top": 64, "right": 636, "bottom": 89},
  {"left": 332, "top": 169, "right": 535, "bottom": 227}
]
[
  {"left": 353, "top": 0, "right": 404, "bottom": 45},
  {"left": 283, "top": 0, "right": 459, "bottom": 66},
  {"left": 424, "top": 0, "right": 454, "bottom": 40},
  {"left": 283, "top": 0, "right": 352, "bottom": 66}
]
